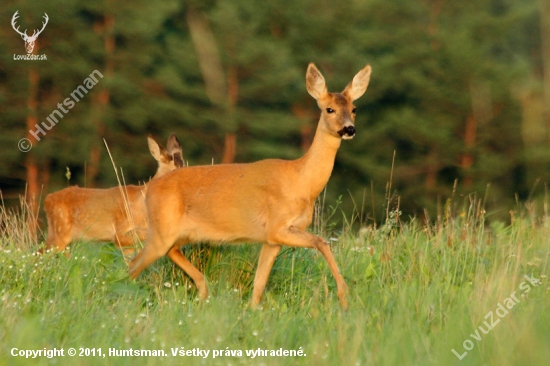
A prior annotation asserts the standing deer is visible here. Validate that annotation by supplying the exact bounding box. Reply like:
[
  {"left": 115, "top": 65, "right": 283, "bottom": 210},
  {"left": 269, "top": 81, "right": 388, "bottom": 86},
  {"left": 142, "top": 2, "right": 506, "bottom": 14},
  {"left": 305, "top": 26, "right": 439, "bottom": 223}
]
[
  {"left": 44, "top": 134, "right": 183, "bottom": 255},
  {"left": 11, "top": 11, "right": 49, "bottom": 54},
  {"left": 129, "top": 63, "right": 371, "bottom": 310}
]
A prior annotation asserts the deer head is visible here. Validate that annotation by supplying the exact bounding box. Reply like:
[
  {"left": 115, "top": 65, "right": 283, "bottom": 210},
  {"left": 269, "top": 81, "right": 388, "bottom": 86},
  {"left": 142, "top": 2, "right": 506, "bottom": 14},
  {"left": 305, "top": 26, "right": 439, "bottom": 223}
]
[{"left": 12, "top": 11, "right": 49, "bottom": 54}]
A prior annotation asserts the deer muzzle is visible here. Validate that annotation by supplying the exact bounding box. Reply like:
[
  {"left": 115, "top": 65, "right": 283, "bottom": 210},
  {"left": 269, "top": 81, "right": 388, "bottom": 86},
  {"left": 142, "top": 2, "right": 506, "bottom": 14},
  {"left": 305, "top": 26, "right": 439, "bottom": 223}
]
[{"left": 338, "top": 125, "right": 356, "bottom": 140}]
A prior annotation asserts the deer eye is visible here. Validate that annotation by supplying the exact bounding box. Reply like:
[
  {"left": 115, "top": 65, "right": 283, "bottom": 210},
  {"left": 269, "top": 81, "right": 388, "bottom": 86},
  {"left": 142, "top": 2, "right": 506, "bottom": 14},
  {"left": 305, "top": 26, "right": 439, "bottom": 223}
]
[
  {"left": 352, "top": 108, "right": 357, "bottom": 114},
  {"left": 326, "top": 108, "right": 334, "bottom": 114}
]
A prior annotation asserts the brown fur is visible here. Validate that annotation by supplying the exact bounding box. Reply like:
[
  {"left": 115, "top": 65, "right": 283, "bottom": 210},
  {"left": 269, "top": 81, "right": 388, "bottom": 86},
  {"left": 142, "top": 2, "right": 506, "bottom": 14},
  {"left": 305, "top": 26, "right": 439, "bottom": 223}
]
[
  {"left": 43, "top": 134, "right": 183, "bottom": 254},
  {"left": 129, "top": 64, "right": 372, "bottom": 310}
]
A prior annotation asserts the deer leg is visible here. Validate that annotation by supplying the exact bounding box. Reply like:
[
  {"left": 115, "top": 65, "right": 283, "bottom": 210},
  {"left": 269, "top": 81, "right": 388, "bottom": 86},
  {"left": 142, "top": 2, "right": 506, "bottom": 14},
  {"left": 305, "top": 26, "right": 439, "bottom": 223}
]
[
  {"left": 251, "top": 243, "right": 282, "bottom": 308},
  {"left": 166, "top": 246, "right": 208, "bottom": 300},
  {"left": 43, "top": 229, "right": 72, "bottom": 255},
  {"left": 43, "top": 209, "right": 72, "bottom": 254},
  {"left": 128, "top": 235, "right": 169, "bottom": 279},
  {"left": 42, "top": 230, "right": 57, "bottom": 254},
  {"left": 269, "top": 226, "right": 349, "bottom": 310}
]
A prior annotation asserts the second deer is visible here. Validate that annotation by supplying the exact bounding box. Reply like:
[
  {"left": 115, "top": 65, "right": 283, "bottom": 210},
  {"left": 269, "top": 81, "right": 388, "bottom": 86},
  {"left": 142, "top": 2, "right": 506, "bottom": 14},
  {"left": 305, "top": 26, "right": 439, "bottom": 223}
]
[
  {"left": 129, "top": 64, "right": 371, "bottom": 310},
  {"left": 43, "top": 134, "right": 183, "bottom": 255}
]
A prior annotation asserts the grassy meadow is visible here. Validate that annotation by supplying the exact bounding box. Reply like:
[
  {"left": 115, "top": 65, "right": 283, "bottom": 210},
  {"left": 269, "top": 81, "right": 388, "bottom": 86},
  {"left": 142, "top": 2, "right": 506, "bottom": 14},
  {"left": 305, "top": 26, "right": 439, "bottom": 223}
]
[{"left": 0, "top": 196, "right": 549, "bottom": 366}]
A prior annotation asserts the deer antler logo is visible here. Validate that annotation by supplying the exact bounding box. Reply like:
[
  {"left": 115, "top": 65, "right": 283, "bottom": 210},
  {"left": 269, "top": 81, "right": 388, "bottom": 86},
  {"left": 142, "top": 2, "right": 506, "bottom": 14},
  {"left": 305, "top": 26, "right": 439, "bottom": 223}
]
[{"left": 11, "top": 11, "right": 49, "bottom": 54}]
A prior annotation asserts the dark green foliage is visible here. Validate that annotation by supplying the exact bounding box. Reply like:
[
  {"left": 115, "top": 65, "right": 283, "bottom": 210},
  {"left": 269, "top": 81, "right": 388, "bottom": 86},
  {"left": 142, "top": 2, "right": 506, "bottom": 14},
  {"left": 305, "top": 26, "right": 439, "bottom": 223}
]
[{"left": 0, "top": 0, "right": 547, "bottom": 223}]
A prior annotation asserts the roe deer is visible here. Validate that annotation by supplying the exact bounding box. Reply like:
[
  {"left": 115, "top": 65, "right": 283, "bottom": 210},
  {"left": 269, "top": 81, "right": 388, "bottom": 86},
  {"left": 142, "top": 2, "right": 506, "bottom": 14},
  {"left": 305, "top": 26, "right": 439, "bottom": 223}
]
[
  {"left": 129, "top": 63, "right": 372, "bottom": 310},
  {"left": 43, "top": 134, "right": 183, "bottom": 254}
]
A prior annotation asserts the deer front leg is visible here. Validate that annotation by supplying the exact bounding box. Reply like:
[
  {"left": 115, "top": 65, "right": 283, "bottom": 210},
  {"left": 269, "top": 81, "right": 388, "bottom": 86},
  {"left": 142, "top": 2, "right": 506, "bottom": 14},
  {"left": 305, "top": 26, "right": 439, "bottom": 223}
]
[
  {"left": 128, "top": 237, "right": 167, "bottom": 279},
  {"left": 251, "top": 243, "right": 282, "bottom": 308},
  {"left": 269, "top": 226, "right": 349, "bottom": 310}
]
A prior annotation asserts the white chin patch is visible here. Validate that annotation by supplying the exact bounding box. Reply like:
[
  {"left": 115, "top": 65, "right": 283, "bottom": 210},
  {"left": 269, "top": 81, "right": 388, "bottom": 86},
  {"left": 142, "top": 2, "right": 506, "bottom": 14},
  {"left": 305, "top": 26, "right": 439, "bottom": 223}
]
[{"left": 342, "top": 135, "right": 354, "bottom": 140}]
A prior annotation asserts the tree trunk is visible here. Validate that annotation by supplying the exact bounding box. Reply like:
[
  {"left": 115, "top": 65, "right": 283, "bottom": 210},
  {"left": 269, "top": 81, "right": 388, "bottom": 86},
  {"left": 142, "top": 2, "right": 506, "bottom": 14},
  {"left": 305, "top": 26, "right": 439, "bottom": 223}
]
[
  {"left": 427, "top": 0, "right": 444, "bottom": 50},
  {"left": 292, "top": 103, "right": 315, "bottom": 152},
  {"left": 88, "top": 15, "right": 114, "bottom": 186},
  {"left": 222, "top": 65, "right": 239, "bottom": 163},
  {"left": 425, "top": 151, "right": 438, "bottom": 189},
  {"left": 425, "top": 0, "right": 444, "bottom": 186},
  {"left": 221, "top": 133, "right": 236, "bottom": 164},
  {"left": 25, "top": 68, "right": 40, "bottom": 240},
  {"left": 187, "top": 7, "right": 238, "bottom": 163},
  {"left": 461, "top": 115, "right": 476, "bottom": 187}
]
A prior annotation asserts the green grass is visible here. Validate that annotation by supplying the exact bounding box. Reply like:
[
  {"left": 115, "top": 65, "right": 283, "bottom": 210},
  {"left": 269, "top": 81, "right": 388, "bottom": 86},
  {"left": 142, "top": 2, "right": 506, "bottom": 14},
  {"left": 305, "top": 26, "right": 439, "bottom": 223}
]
[{"left": 0, "top": 201, "right": 549, "bottom": 366}]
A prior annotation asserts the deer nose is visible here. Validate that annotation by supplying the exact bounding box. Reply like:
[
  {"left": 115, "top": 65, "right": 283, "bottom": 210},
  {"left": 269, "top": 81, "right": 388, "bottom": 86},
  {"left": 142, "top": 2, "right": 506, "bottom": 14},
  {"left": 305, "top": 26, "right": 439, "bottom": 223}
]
[
  {"left": 343, "top": 125, "right": 355, "bottom": 136},
  {"left": 338, "top": 125, "right": 356, "bottom": 138}
]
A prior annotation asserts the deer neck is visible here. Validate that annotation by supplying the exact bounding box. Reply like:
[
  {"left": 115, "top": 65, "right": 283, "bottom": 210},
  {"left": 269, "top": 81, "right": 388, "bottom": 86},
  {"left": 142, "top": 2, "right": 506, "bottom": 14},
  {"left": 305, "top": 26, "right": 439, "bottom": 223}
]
[{"left": 297, "top": 116, "right": 342, "bottom": 200}]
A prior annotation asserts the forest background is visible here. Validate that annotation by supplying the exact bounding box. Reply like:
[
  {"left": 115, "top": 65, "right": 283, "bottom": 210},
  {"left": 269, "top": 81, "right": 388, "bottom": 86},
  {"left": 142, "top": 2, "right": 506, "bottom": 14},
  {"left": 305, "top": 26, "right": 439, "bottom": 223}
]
[{"left": 1, "top": 0, "right": 550, "bottom": 229}]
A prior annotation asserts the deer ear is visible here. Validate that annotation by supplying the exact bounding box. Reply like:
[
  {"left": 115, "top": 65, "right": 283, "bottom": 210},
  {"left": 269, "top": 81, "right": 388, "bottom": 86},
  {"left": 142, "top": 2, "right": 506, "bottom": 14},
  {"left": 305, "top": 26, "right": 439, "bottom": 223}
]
[
  {"left": 343, "top": 65, "right": 371, "bottom": 101},
  {"left": 166, "top": 134, "right": 182, "bottom": 154},
  {"left": 166, "top": 133, "right": 184, "bottom": 168},
  {"left": 306, "top": 63, "right": 328, "bottom": 100},
  {"left": 148, "top": 135, "right": 169, "bottom": 162}
]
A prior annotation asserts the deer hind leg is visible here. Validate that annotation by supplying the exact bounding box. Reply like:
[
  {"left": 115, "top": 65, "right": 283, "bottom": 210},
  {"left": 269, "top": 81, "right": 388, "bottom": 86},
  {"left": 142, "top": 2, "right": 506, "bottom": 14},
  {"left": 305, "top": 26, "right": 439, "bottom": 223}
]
[
  {"left": 166, "top": 246, "right": 208, "bottom": 300},
  {"left": 269, "top": 226, "right": 349, "bottom": 310},
  {"left": 43, "top": 230, "right": 57, "bottom": 253},
  {"left": 43, "top": 209, "right": 72, "bottom": 254},
  {"left": 251, "top": 243, "right": 282, "bottom": 308}
]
